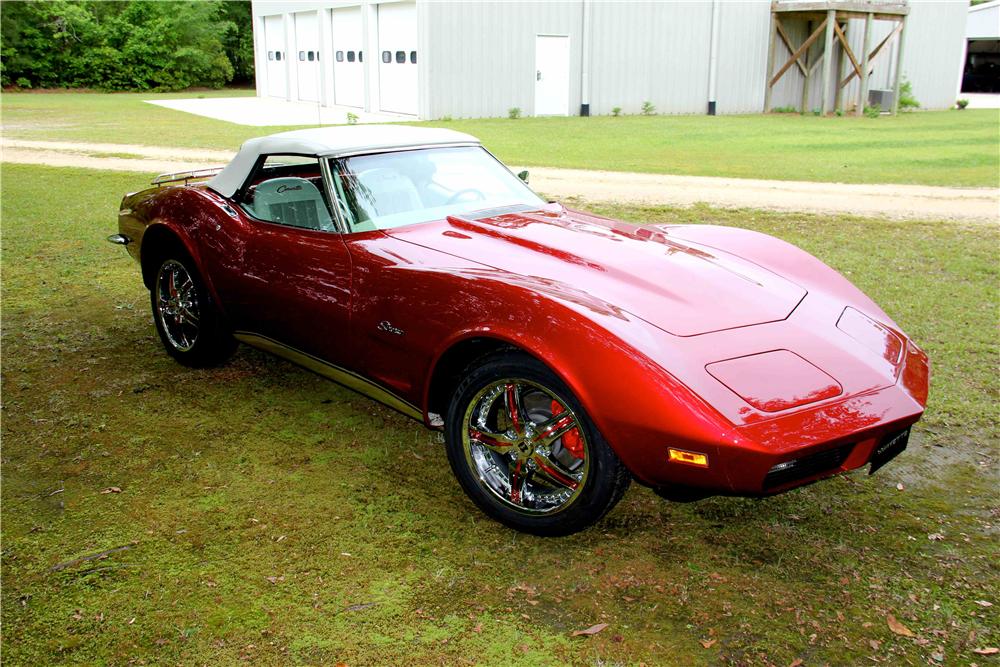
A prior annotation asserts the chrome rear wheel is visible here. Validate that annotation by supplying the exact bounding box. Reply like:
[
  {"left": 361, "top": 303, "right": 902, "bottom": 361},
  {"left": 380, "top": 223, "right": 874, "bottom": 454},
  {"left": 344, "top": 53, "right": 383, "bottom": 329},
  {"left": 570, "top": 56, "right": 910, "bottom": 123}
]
[
  {"left": 147, "top": 252, "right": 236, "bottom": 368},
  {"left": 155, "top": 259, "right": 200, "bottom": 352}
]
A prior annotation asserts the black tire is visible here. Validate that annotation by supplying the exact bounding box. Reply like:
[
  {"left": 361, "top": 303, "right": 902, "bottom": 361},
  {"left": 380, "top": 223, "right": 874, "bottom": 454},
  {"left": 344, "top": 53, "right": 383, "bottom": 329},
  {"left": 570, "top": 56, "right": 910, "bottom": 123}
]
[
  {"left": 149, "top": 253, "right": 236, "bottom": 368},
  {"left": 445, "top": 350, "right": 631, "bottom": 536}
]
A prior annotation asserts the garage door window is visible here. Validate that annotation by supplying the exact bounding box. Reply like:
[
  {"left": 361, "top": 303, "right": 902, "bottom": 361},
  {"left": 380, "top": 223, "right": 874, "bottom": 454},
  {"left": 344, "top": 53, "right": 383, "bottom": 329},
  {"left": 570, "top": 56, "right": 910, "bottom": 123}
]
[
  {"left": 307, "top": 51, "right": 315, "bottom": 62},
  {"left": 268, "top": 51, "right": 274, "bottom": 61},
  {"left": 395, "top": 51, "right": 405, "bottom": 64},
  {"left": 275, "top": 51, "right": 282, "bottom": 61},
  {"left": 382, "top": 51, "right": 391, "bottom": 63},
  {"left": 336, "top": 51, "right": 344, "bottom": 62},
  {"left": 347, "top": 51, "right": 355, "bottom": 62},
  {"left": 410, "top": 51, "right": 417, "bottom": 64}
]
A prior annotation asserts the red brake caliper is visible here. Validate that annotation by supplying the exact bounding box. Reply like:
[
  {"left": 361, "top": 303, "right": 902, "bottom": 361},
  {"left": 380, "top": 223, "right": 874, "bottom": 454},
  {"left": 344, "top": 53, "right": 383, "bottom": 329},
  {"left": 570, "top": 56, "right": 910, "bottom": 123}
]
[{"left": 550, "top": 400, "right": 584, "bottom": 459}]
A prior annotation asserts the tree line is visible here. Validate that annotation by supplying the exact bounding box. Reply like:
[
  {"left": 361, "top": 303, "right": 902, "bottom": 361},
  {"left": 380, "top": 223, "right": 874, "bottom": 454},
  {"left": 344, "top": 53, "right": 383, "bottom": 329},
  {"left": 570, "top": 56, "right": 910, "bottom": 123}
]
[{"left": 1, "top": 1, "right": 254, "bottom": 91}]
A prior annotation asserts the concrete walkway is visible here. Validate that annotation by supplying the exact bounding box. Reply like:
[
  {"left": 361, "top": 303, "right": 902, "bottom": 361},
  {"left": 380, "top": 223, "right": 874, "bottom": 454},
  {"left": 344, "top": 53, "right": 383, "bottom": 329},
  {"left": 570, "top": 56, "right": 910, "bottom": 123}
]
[
  {"left": 961, "top": 93, "right": 1000, "bottom": 109},
  {"left": 146, "top": 96, "right": 415, "bottom": 126},
  {"left": 2, "top": 138, "right": 997, "bottom": 224}
]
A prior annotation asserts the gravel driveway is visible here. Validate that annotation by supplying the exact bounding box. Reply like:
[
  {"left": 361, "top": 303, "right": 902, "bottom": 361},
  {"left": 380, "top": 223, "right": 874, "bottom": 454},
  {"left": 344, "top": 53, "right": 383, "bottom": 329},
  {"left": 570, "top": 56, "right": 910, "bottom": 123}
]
[{"left": 3, "top": 138, "right": 997, "bottom": 223}]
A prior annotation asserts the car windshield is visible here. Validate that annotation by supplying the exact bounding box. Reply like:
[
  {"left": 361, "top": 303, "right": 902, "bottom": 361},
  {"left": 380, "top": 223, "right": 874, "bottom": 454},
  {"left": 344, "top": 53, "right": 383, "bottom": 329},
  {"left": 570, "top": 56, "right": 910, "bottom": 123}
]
[{"left": 329, "top": 146, "right": 544, "bottom": 232}]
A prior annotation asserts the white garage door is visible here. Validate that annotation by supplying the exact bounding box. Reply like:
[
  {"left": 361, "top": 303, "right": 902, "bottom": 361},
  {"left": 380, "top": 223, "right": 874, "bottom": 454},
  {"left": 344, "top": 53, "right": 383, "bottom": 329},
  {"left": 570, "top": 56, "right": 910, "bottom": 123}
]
[
  {"left": 263, "top": 15, "right": 287, "bottom": 99},
  {"left": 294, "top": 12, "right": 320, "bottom": 103},
  {"left": 331, "top": 7, "right": 364, "bottom": 108},
  {"left": 378, "top": 2, "right": 418, "bottom": 115}
]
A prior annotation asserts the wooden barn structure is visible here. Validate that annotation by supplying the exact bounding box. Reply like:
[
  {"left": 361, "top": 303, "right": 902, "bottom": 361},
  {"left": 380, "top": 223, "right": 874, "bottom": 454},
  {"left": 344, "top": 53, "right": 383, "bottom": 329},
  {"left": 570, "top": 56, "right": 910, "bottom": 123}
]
[{"left": 764, "top": 1, "right": 910, "bottom": 115}]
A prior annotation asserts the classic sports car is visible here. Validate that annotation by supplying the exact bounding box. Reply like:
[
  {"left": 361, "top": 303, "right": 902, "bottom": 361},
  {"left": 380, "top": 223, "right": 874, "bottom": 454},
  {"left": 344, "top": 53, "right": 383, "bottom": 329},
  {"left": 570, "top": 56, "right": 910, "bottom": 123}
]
[{"left": 111, "top": 126, "right": 929, "bottom": 535}]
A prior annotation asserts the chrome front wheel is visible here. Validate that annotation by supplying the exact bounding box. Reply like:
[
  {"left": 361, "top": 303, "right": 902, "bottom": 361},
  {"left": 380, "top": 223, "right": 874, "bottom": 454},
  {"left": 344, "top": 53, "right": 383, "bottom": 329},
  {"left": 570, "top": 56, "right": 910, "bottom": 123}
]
[
  {"left": 445, "top": 351, "right": 631, "bottom": 536},
  {"left": 463, "top": 379, "right": 590, "bottom": 515}
]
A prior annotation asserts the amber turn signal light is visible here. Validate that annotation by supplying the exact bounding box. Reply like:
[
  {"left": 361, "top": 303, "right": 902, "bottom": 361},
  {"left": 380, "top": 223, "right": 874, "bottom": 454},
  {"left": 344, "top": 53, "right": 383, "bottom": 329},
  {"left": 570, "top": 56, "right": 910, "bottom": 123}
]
[{"left": 668, "top": 448, "right": 709, "bottom": 467}]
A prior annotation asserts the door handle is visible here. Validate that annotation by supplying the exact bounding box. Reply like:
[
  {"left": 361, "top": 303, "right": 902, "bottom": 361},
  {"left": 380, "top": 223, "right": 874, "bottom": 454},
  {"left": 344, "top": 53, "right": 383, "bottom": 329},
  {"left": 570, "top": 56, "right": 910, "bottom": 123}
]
[{"left": 536, "top": 70, "right": 542, "bottom": 81}]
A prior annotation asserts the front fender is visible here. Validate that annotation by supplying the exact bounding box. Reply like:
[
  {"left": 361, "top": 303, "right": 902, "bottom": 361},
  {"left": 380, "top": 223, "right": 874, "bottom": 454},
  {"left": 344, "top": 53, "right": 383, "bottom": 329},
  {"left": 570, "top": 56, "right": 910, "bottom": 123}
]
[{"left": 419, "top": 271, "right": 737, "bottom": 488}]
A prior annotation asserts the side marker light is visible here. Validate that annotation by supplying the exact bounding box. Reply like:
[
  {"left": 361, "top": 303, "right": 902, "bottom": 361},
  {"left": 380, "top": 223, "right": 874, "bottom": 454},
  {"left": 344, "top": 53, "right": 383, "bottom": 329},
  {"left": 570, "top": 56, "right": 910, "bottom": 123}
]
[{"left": 668, "top": 448, "right": 709, "bottom": 467}]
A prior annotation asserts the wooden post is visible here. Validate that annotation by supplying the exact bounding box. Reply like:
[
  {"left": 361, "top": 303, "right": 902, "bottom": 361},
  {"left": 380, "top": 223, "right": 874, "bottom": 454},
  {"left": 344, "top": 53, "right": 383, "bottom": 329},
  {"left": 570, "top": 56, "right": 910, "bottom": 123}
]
[
  {"left": 819, "top": 9, "right": 836, "bottom": 114},
  {"left": 763, "top": 12, "right": 778, "bottom": 112},
  {"left": 856, "top": 12, "right": 873, "bottom": 116},
  {"left": 891, "top": 16, "right": 908, "bottom": 115},
  {"left": 835, "top": 23, "right": 848, "bottom": 113},
  {"left": 801, "top": 20, "right": 812, "bottom": 113}
]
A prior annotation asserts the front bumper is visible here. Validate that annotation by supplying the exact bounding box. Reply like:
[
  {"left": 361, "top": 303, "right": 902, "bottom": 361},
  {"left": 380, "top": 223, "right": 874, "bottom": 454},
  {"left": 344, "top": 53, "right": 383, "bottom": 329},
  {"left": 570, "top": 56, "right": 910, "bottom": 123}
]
[{"left": 650, "top": 338, "right": 928, "bottom": 497}]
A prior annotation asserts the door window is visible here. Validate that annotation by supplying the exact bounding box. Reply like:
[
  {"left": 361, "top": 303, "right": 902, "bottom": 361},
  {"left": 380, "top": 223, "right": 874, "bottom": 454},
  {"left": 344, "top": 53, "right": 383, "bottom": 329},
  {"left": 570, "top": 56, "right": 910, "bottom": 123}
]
[{"left": 236, "top": 155, "right": 336, "bottom": 232}]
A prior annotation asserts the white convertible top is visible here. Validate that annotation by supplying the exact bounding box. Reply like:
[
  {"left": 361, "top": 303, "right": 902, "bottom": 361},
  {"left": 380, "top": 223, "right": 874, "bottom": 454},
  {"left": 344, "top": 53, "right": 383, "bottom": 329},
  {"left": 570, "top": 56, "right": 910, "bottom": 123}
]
[{"left": 207, "top": 125, "right": 480, "bottom": 197}]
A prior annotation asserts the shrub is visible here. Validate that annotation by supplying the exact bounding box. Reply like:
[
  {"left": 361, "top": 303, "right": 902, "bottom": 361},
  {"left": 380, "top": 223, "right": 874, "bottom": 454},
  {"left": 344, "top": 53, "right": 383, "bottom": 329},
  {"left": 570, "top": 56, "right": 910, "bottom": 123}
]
[
  {"left": 640, "top": 101, "right": 655, "bottom": 115},
  {"left": 771, "top": 106, "right": 797, "bottom": 113},
  {"left": 611, "top": 106, "right": 622, "bottom": 117},
  {"left": 898, "top": 79, "right": 920, "bottom": 111},
  {"left": 864, "top": 105, "right": 881, "bottom": 119},
  {"left": 956, "top": 99, "right": 969, "bottom": 110},
  {"left": 346, "top": 112, "right": 359, "bottom": 125},
  {"left": 508, "top": 107, "right": 522, "bottom": 119},
  {"left": 440, "top": 115, "right": 453, "bottom": 122},
  {"left": 0, "top": 1, "right": 247, "bottom": 91}
]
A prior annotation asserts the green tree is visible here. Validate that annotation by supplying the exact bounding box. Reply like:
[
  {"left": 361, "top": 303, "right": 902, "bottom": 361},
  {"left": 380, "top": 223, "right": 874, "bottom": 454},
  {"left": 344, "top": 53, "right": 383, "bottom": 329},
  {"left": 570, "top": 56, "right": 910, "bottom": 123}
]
[{"left": 0, "top": 1, "right": 253, "bottom": 91}]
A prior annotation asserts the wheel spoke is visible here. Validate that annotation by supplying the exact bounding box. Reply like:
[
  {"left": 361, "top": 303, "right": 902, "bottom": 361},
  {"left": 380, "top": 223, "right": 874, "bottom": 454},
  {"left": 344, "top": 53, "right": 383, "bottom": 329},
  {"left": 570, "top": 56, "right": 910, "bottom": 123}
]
[
  {"left": 530, "top": 453, "right": 580, "bottom": 490},
  {"left": 168, "top": 268, "right": 178, "bottom": 299},
  {"left": 469, "top": 427, "right": 516, "bottom": 453},
  {"left": 504, "top": 383, "right": 525, "bottom": 435},
  {"left": 530, "top": 412, "right": 579, "bottom": 448},
  {"left": 180, "top": 305, "right": 200, "bottom": 325},
  {"left": 509, "top": 459, "right": 524, "bottom": 504}
]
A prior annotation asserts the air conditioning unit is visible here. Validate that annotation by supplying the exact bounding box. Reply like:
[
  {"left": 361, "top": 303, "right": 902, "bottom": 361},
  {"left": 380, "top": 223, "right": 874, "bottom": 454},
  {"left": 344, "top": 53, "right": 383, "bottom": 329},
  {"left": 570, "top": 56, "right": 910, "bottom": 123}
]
[{"left": 868, "top": 89, "right": 895, "bottom": 112}]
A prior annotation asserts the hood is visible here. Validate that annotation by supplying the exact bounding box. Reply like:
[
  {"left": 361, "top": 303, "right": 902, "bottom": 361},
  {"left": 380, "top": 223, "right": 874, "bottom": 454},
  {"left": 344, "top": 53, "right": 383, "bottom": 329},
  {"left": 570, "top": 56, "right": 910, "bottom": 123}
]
[{"left": 387, "top": 206, "right": 807, "bottom": 337}]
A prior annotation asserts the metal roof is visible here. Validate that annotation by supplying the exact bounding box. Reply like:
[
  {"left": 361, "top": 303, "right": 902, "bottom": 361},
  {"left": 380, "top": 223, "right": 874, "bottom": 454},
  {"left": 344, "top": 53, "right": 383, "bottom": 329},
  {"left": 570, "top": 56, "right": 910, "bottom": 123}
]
[{"left": 207, "top": 125, "right": 480, "bottom": 197}]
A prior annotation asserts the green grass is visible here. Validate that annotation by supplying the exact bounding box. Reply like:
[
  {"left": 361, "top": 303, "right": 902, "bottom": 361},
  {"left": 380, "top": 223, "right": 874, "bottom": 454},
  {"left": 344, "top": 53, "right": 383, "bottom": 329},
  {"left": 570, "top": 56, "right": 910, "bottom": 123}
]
[
  {"left": 2, "top": 164, "right": 997, "bottom": 665},
  {"left": 2, "top": 90, "right": 998, "bottom": 187}
]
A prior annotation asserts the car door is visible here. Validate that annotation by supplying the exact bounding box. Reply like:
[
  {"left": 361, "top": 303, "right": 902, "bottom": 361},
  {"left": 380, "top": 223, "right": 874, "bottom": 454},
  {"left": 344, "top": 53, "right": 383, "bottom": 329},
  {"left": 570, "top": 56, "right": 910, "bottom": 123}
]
[{"left": 230, "top": 155, "right": 357, "bottom": 370}]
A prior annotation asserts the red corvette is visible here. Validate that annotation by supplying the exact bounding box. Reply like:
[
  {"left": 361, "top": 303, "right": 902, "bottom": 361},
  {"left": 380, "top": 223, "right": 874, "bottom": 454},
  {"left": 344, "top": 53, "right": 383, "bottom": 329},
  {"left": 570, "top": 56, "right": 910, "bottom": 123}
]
[{"left": 111, "top": 126, "right": 929, "bottom": 535}]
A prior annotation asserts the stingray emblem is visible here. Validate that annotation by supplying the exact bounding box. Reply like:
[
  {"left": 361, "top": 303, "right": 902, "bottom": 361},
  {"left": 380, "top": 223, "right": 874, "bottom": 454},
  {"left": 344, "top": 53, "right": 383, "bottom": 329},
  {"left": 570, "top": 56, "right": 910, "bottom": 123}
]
[{"left": 377, "top": 320, "right": 404, "bottom": 336}]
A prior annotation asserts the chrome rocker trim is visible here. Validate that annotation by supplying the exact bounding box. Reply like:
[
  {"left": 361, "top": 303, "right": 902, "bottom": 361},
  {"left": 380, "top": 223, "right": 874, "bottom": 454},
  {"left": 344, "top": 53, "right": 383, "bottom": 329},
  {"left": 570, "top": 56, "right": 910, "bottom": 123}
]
[{"left": 232, "top": 331, "right": 423, "bottom": 421}]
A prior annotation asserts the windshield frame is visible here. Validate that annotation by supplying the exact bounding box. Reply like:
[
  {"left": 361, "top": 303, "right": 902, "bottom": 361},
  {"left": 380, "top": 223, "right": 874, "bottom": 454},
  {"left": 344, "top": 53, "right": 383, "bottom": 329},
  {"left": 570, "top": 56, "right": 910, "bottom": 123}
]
[{"left": 320, "top": 145, "right": 544, "bottom": 235}]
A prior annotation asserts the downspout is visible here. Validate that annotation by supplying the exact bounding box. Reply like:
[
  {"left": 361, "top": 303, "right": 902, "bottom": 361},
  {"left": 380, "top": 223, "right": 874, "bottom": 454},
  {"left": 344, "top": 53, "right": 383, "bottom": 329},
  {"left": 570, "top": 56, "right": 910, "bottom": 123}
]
[
  {"left": 580, "top": 0, "right": 592, "bottom": 116},
  {"left": 707, "top": 0, "right": 721, "bottom": 115}
]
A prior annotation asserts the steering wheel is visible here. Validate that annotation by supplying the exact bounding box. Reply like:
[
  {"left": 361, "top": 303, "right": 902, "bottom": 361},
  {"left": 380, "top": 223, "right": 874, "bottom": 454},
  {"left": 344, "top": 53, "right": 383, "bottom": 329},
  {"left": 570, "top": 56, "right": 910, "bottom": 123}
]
[{"left": 445, "top": 188, "right": 486, "bottom": 205}]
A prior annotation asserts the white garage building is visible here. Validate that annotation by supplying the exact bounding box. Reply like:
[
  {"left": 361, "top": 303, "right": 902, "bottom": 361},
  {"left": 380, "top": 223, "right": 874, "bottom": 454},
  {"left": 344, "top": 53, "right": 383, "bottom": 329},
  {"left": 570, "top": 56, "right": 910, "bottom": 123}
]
[{"left": 251, "top": 0, "right": 968, "bottom": 119}]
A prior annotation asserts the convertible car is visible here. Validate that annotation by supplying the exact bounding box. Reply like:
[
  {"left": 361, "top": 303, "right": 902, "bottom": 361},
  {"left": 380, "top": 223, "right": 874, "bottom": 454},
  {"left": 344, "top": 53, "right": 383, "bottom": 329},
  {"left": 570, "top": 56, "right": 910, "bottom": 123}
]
[{"left": 111, "top": 126, "right": 929, "bottom": 535}]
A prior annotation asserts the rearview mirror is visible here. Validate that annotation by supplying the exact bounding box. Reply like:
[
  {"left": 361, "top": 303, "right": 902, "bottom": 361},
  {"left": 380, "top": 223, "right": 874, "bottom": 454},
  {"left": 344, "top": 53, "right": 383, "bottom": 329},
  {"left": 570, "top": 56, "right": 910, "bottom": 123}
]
[{"left": 517, "top": 170, "right": 529, "bottom": 184}]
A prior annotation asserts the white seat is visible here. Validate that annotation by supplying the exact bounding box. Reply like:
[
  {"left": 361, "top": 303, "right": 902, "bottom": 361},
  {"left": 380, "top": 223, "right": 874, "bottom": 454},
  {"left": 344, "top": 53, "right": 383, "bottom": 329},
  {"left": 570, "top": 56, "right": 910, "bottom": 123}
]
[
  {"left": 355, "top": 168, "right": 423, "bottom": 218},
  {"left": 252, "top": 177, "right": 334, "bottom": 231}
]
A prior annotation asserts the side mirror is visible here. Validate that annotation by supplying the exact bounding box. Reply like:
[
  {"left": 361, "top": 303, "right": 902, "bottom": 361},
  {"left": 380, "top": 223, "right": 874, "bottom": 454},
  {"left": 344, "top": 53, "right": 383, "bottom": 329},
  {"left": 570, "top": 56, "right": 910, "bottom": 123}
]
[{"left": 517, "top": 170, "right": 529, "bottom": 184}]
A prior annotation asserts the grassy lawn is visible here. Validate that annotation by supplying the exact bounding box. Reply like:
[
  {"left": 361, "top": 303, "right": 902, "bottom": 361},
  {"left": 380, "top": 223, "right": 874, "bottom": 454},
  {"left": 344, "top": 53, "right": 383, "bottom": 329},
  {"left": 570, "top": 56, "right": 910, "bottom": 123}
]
[
  {"left": 2, "top": 90, "right": 998, "bottom": 187},
  {"left": 2, "top": 164, "right": 997, "bottom": 666}
]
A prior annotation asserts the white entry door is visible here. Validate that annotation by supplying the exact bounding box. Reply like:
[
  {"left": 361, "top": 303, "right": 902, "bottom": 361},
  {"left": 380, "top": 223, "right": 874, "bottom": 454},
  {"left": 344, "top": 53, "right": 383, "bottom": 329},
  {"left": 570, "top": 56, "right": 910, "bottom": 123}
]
[
  {"left": 294, "top": 12, "right": 320, "bottom": 102},
  {"left": 378, "top": 1, "right": 418, "bottom": 115},
  {"left": 534, "top": 35, "right": 570, "bottom": 116},
  {"left": 263, "top": 15, "right": 287, "bottom": 98},
  {"left": 331, "top": 6, "right": 364, "bottom": 108}
]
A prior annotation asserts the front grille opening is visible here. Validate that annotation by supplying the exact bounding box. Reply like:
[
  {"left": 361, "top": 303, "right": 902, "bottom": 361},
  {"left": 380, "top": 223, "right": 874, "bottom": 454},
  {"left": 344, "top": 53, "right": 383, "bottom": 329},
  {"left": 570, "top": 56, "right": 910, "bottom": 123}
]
[{"left": 763, "top": 443, "right": 854, "bottom": 490}]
